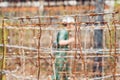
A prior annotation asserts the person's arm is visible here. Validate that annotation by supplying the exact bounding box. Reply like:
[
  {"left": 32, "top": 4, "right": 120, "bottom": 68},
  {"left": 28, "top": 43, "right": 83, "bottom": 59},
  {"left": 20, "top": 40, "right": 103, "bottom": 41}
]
[
  {"left": 59, "top": 37, "right": 74, "bottom": 46},
  {"left": 58, "top": 30, "right": 74, "bottom": 46}
]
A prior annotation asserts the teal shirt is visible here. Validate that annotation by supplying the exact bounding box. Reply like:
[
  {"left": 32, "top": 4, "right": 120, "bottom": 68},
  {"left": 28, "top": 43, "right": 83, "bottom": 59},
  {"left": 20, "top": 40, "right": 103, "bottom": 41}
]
[
  {"left": 53, "top": 29, "right": 69, "bottom": 80},
  {"left": 57, "top": 29, "right": 69, "bottom": 49}
]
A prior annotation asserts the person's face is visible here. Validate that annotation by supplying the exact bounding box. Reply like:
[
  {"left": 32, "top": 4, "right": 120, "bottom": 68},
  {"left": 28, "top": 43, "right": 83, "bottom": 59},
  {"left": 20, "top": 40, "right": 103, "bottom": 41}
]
[{"left": 66, "top": 24, "right": 75, "bottom": 30}]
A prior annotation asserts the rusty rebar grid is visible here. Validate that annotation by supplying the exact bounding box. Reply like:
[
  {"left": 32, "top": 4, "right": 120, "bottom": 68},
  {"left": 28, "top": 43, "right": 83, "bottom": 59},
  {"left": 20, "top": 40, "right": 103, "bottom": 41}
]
[{"left": 0, "top": 12, "right": 120, "bottom": 80}]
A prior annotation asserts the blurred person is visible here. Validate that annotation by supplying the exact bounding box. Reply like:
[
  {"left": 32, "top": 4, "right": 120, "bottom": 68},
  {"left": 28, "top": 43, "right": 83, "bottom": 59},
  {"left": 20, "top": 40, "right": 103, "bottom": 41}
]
[
  {"left": 93, "top": 0, "right": 104, "bottom": 77},
  {"left": 52, "top": 16, "right": 75, "bottom": 80}
]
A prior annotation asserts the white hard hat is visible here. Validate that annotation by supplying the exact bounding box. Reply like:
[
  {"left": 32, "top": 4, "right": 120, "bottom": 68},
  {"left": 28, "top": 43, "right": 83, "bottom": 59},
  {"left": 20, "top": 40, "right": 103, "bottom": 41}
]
[{"left": 62, "top": 16, "right": 75, "bottom": 23}]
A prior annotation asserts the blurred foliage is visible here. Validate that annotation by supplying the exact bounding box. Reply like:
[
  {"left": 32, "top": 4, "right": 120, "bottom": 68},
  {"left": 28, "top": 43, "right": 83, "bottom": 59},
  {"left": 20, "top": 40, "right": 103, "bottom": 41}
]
[{"left": 115, "top": 0, "right": 120, "bottom": 7}]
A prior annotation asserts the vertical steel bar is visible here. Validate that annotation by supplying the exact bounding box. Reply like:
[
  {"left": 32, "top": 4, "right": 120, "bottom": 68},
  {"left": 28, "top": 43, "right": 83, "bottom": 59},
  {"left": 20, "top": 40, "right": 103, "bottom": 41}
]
[
  {"left": 37, "top": 17, "right": 42, "bottom": 80},
  {"left": 19, "top": 18, "right": 25, "bottom": 80},
  {"left": 112, "top": 13, "right": 117, "bottom": 80},
  {"left": 73, "top": 16, "right": 77, "bottom": 76},
  {"left": 1, "top": 19, "right": 6, "bottom": 80}
]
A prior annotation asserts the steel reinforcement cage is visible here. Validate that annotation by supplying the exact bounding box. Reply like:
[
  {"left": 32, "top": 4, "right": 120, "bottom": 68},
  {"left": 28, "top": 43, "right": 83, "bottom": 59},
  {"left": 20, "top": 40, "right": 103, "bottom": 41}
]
[{"left": 0, "top": 12, "right": 120, "bottom": 80}]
